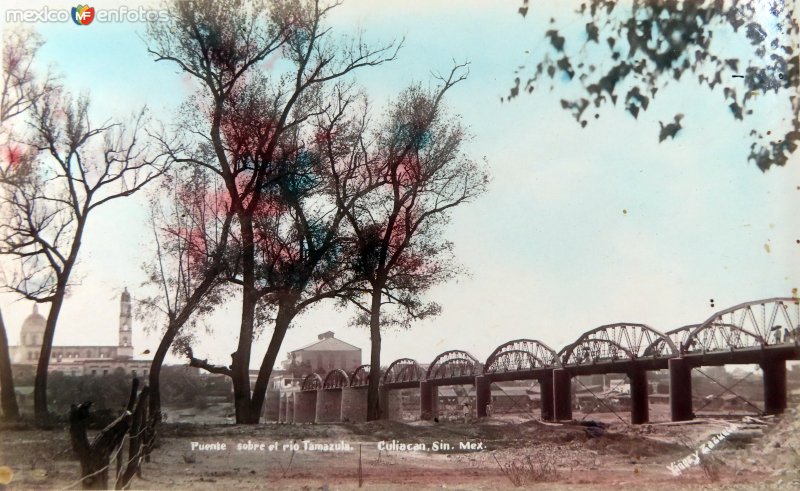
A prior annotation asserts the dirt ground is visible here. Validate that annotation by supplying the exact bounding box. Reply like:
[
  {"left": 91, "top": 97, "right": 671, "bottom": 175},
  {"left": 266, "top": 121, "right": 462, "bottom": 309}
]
[{"left": 1, "top": 406, "right": 798, "bottom": 490}]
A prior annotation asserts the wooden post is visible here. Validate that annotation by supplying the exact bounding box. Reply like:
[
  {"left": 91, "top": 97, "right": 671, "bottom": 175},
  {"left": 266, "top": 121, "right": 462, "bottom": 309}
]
[{"left": 69, "top": 403, "right": 131, "bottom": 490}]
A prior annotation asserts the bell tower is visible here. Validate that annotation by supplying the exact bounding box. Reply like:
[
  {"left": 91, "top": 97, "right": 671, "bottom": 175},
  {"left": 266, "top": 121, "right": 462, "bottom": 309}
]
[{"left": 118, "top": 287, "right": 133, "bottom": 359}]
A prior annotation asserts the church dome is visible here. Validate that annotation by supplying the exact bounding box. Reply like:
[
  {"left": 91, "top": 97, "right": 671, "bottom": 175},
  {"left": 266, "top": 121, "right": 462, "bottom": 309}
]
[{"left": 20, "top": 304, "right": 45, "bottom": 346}]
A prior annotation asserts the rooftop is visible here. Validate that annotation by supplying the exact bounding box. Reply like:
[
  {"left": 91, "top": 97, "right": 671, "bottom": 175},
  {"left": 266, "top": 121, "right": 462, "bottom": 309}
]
[{"left": 291, "top": 332, "right": 360, "bottom": 353}]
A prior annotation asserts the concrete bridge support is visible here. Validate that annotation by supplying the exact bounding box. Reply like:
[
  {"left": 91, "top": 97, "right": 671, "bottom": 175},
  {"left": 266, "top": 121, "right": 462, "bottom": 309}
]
[
  {"left": 552, "top": 369, "right": 572, "bottom": 420},
  {"left": 420, "top": 381, "right": 438, "bottom": 420},
  {"left": 278, "top": 394, "right": 287, "bottom": 423},
  {"left": 293, "top": 391, "right": 317, "bottom": 424},
  {"left": 264, "top": 389, "right": 280, "bottom": 422},
  {"left": 761, "top": 358, "right": 787, "bottom": 415},
  {"left": 669, "top": 358, "right": 693, "bottom": 422},
  {"left": 539, "top": 370, "right": 554, "bottom": 421},
  {"left": 285, "top": 394, "right": 295, "bottom": 424},
  {"left": 628, "top": 369, "right": 649, "bottom": 424},
  {"left": 475, "top": 376, "right": 491, "bottom": 417},
  {"left": 378, "top": 386, "right": 389, "bottom": 420},
  {"left": 315, "top": 389, "right": 343, "bottom": 423},
  {"left": 341, "top": 387, "right": 368, "bottom": 422},
  {"left": 382, "top": 389, "right": 407, "bottom": 420}
]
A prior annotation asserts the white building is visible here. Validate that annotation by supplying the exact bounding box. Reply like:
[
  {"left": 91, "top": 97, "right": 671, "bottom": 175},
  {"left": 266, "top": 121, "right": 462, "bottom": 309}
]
[{"left": 8, "top": 288, "right": 152, "bottom": 377}]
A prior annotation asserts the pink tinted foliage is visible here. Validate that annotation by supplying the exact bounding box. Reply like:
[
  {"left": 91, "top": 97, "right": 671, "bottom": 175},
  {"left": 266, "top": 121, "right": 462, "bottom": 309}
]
[
  {"left": 219, "top": 81, "right": 278, "bottom": 168},
  {"left": 390, "top": 153, "right": 422, "bottom": 187},
  {"left": 1, "top": 143, "right": 26, "bottom": 169}
]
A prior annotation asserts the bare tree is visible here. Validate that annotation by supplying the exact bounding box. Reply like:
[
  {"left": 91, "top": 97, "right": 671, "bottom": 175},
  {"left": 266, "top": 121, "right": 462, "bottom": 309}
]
[
  {"left": 0, "top": 29, "right": 56, "bottom": 125},
  {"left": 339, "top": 65, "right": 489, "bottom": 420},
  {"left": 0, "top": 27, "right": 58, "bottom": 421},
  {"left": 138, "top": 165, "right": 234, "bottom": 426},
  {"left": 148, "top": 0, "right": 399, "bottom": 423},
  {"left": 0, "top": 89, "right": 165, "bottom": 425}
]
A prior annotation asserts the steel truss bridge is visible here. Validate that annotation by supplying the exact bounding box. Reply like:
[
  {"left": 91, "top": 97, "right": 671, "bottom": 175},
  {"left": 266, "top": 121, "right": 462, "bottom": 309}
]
[{"left": 269, "top": 298, "right": 799, "bottom": 424}]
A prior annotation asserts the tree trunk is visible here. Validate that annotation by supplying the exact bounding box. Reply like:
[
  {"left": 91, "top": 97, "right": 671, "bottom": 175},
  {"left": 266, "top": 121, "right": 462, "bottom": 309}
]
[
  {"left": 116, "top": 385, "right": 149, "bottom": 489},
  {"left": 366, "top": 289, "right": 383, "bottom": 421},
  {"left": 144, "top": 326, "right": 173, "bottom": 462},
  {"left": 233, "top": 214, "right": 258, "bottom": 424},
  {"left": 70, "top": 402, "right": 132, "bottom": 490},
  {"left": 0, "top": 308, "right": 20, "bottom": 420},
  {"left": 149, "top": 267, "right": 225, "bottom": 419},
  {"left": 34, "top": 217, "right": 85, "bottom": 427},
  {"left": 233, "top": 291, "right": 257, "bottom": 424},
  {"left": 148, "top": 322, "right": 178, "bottom": 419},
  {"left": 250, "top": 302, "right": 295, "bottom": 419},
  {"left": 34, "top": 288, "right": 67, "bottom": 426}
]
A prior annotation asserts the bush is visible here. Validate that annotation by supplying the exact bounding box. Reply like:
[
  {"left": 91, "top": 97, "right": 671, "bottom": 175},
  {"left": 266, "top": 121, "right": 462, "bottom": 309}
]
[
  {"left": 159, "top": 366, "right": 233, "bottom": 407},
  {"left": 493, "top": 454, "right": 558, "bottom": 486},
  {"left": 47, "top": 371, "right": 132, "bottom": 417}
]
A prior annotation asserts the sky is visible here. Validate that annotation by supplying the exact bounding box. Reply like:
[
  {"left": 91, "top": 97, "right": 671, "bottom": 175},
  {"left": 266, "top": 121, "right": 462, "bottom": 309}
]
[{"left": 0, "top": 0, "right": 798, "bottom": 371}]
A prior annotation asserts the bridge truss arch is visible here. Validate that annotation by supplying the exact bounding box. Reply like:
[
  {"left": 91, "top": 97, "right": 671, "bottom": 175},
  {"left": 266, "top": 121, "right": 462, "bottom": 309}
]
[
  {"left": 561, "top": 323, "right": 678, "bottom": 365},
  {"left": 426, "top": 350, "right": 482, "bottom": 380},
  {"left": 560, "top": 338, "right": 636, "bottom": 365},
  {"left": 349, "top": 365, "right": 371, "bottom": 387},
  {"left": 301, "top": 373, "right": 324, "bottom": 391},
  {"left": 484, "top": 339, "right": 560, "bottom": 373},
  {"left": 687, "top": 298, "right": 799, "bottom": 352},
  {"left": 682, "top": 323, "right": 765, "bottom": 354},
  {"left": 643, "top": 324, "right": 697, "bottom": 356},
  {"left": 383, "top": 358, "right": 425, "bottom": 384},
  {"left": 323, "top": 369, "right": 350, "bottom": 389}
]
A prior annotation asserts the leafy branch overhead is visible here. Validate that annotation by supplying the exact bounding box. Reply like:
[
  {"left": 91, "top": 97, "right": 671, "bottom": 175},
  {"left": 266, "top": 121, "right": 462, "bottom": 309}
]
[{"left": 510, "top": 0, "right": 799, "bottom": 171}]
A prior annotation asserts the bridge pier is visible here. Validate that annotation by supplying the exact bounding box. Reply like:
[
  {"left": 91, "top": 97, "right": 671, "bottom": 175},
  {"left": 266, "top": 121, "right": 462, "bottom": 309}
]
[
  {"left": 315, "top": 389, "right": 343, "bottom": 423},
  {"left": 285, "top": 393, "right": 295, "bottom": 423},
  {"left": 475, "top": 376, "right": 491, "bottom": 417},
  {"left": 540, "top": 370, "right": 554, "bottom": 421},
  {"left": 293, "top": 391, "right": 317, "bottom": 423},
  {"left": 669, "top": 358, "right": 693, "bottom": 421},
  {"left": 420, "top": 381, "right": 438, "bottom": 420},
  {"left": 553, "top": 369, "right": 572, "bottom": 420},
  {"left": 628, "top": 369, "right": 649, "bottom": 424},
  {"left": 382, "top": 388, "right": 407, "bottom": 420},
  {"left": 278, "top": 393, "right": 287, "bottom": 423},
  {"left": 341, "top": 387, "right": 368, "bottom": 423},
  {"left": 761, "top": 358, "right": 787, "bottom": 415},
  {"left": 264, "top": 389, "right": 280, "bottom": 422}
]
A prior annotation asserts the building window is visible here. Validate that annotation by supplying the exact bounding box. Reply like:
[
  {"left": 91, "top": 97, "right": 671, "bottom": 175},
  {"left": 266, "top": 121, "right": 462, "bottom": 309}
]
[
  {"left": 143, "top": 369, "right": 148, "bottom": 377},
  {"left": 91, "top": 370, "right": 97, "bottom": 376},
  {"left": 103, "top": 369, "right": 108, "bottom": 376}
]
